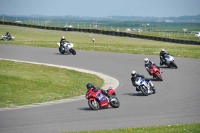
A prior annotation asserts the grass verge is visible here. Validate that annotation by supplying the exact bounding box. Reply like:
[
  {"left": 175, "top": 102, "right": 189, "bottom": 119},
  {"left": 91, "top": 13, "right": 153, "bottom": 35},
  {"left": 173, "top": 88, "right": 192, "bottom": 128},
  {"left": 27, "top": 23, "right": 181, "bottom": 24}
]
[
  {"left": 0, "top": 60, "right": 103, "bottom": 108},
  {"left": 66, "top": 123, "right": 200, "bottom": 133}
]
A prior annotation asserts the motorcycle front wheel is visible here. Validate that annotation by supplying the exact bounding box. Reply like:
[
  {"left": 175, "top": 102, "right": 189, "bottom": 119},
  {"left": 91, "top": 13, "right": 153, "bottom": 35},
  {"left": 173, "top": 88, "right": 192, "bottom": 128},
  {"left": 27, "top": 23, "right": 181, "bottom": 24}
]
[
  {"left": 140, "top": 86, "right": 148, "bottom": 96},
  {"left": 70, "top": 49, "right": 76, "bottom": 55},
  {"left": 110, "top": 97, "right": 120, "bottom": 108},
  {"left": 170, "top": 61, "right": 178, "bottom": 69},
  {"left": 156, "top": 73, "right": 163, "bottom": 81},
  {"left": 88, "top": 100, "right": 100, "bottom": 110},
  {"left": 59, "top": 46, "right": 65, "bottom": 54}
]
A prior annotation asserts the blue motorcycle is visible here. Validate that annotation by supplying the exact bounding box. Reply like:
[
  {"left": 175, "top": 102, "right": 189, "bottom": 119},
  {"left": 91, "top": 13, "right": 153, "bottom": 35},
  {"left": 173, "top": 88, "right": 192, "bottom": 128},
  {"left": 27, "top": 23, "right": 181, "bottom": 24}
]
[
  {"left": 160, "top": 54, "right": 178, "bottom": 69},
  {"left": 134, "top": 77, "right": 156, "bottom": 96}
]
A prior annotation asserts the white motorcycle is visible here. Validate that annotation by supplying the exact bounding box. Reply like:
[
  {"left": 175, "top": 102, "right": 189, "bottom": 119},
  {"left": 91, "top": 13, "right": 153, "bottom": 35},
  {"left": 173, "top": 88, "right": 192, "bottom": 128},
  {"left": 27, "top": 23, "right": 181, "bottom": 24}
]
[
  {"left": 1, "top": 35, "right": 15, "bottom": 41},
  {"left": 160, "top": 54, "right": 178, "bottom": 68},
  {"left": 57, "top": 42, "right": 76, "bottom": 55},
  {"left": 134, "top": 77, "right": 156, "bottom": 96}
]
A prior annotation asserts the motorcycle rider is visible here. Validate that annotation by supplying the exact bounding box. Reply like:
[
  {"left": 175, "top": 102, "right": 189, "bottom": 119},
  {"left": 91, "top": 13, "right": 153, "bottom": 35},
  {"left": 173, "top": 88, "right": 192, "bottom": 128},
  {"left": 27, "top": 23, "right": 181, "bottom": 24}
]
[
  {"left": 60, "top": 36, "right": 70, "bottom": 52},
  {"left": 160, "top": 48, "right": 168, "bottom": 65},
  {"left": 131, "top": 70, "right": 154, "bottom": 93},
  {"left": 60, "top": 36, "right": 67, "bottom": 46},
  {"left": 86, "top": 83, "right": 110, "bottom": 98},
  {"left": 144, "top": 58, "right": 160, "bottom": 75},
  {"left": 5, "top": 32, "right": 11, "bottom": 40}
]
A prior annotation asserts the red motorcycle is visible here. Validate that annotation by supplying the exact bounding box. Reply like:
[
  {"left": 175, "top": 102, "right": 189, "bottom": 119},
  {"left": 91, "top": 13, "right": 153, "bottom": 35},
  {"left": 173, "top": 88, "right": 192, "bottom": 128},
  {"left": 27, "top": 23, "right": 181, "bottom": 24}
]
[
  {"left": 148, "top": 65, "right": 163, "bottom": 81},
  {"left": 85, "top": 87, "right": 120, "bottom": 110}
]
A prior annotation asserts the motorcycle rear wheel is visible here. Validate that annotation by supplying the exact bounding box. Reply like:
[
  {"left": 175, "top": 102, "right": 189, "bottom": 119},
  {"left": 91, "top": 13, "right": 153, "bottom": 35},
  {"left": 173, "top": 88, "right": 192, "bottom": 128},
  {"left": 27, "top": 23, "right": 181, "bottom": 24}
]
[
  {"left": 110, "top": 97, "right": 120, "bottom": 108},
  {"left": 88, "top": 100, "right": 100, "bottom": 110}
]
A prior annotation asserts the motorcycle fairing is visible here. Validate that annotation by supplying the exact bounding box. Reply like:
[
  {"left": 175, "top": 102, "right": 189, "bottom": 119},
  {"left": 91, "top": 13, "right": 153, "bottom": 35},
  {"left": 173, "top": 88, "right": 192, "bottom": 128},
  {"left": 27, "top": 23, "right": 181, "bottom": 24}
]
[{"left": 96, "top": 91, "right": 107, "bottom": 102}]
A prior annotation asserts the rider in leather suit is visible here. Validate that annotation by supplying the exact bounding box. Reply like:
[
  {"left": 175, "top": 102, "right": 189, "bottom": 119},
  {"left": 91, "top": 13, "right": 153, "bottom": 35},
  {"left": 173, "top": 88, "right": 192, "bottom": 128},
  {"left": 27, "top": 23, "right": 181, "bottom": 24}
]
[
  {"left": 131, "top": 70, "right": 154, "bottom": 92},
  {"left": 144, "top": 58, "right": 160, "bottom": 75},
  {"left": 5, "top": 32, "right": 11, "bottom": 40},
  {"left": 160, "top": 49, "right": 168, "bottom": 65},
  {"left": 86, "top": 83, "right": 110, "bottom": 98},
  {"left": 60, "top": 36, "right": 67, "bottom": 46}
]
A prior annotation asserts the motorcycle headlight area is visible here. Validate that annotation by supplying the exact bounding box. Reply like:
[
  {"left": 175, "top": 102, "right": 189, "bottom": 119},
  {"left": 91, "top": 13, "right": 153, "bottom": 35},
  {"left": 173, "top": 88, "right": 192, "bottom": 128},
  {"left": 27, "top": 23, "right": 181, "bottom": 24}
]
[{"left": 85, "top": 94, "right": 90, "bottom": 99}]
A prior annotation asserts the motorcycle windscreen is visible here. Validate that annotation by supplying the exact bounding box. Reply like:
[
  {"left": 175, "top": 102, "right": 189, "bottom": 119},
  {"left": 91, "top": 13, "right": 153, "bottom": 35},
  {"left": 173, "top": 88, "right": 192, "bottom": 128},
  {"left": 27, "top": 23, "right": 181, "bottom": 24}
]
[
  {"left": 135, "top": 77, "right": 144, "bottom": 85},
  {"left": 165, "top": 55, "right": 170, "bottom": 59}
]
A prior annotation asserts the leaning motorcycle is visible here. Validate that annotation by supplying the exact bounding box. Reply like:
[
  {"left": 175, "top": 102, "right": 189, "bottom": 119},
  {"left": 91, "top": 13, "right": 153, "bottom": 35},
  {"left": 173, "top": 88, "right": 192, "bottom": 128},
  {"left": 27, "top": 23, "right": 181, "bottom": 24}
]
[
  {"left": 160, "top": 54, "right": 178, "bottom": 69},
  {"left": 134, "top": 77, "right": 156, "bottom": 96},
  {"left": 1, "top": 35, "right": 15, "bottom": 41},
  {"left": 57, "top": 42, "right": 76, "bottom": 55},
  {"left": 148, "top": 65, "right": 163, "bottom": 81},
  {"left": 85, "top": 87, "right": 120, "bottom": 110}
]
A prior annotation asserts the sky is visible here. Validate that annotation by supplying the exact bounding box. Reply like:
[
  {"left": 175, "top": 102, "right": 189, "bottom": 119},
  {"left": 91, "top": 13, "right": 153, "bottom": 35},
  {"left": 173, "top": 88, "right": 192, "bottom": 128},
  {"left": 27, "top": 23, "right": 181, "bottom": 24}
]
[{"left": 0, "top": 0, "right": 200, "bottom": 17}]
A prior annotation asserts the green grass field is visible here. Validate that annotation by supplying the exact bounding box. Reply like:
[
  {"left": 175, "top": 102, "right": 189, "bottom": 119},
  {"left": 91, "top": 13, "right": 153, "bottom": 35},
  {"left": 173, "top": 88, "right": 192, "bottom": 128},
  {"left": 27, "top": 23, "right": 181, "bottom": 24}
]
[
  {"left": 0, "top": 60, "right": 103, "bottom": 108},
  {"left": 1, "top": 25, "right": 200, "bottom": 59},
  {"left": 20, "top": 20, "right": 200, "bottom": 41},
  {"left": 66, "top": 123, "right": 200, "bottom": 133},
  {"left": 0, "top": 25, "right": 199, "bottom": 133}
]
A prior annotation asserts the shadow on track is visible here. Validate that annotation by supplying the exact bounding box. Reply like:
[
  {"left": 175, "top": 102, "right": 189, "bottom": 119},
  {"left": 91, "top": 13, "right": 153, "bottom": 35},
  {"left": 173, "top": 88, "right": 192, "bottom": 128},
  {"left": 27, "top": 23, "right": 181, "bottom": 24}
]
[
  {"left": 158, "top": 66, "right": 177, "bottom": 69},
  {"left": 55, "top": 53, "right": 72, "bottom": 55},
  {"left": 78, "top": 107, "right": 114, "bottom": 111},
  {"left": 149, "top": 78, "right": 162, "bottom": 81},
  {"left": 122, "top": 92, "right": 147, "bottom": 97}
]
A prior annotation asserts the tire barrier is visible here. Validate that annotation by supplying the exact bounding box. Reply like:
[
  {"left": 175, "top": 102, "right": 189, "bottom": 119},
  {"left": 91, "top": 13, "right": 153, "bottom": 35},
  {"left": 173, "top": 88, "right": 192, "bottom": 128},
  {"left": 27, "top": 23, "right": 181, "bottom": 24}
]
[
  {"left": 73, "top": 28, "right": 78, "bottom": 31},
  {"left": 102, "top": 30, "right": 106, "bottom": 35},
  {"left": 83, "top": 28, "right": 88, "bottom": 32},
  {"left": 106, "top": 31, "right": 111, "bottom": 35},
  {"left": 51, "top": 27, "right": 57, "bottom": 30},
  {"left": 88, "top": 29, "right": 93, "bottom": 33},
  {"left": 111, "top": 31, "right": 115, "bottom": 36},
  {"left": 93, "top": 29, "right": 97, "bottom": 34},
  {"left": 0, "top": 20, "right": 199, "bottom": 45},
  {"left": 97, "top": 29, "right": 102, "bottom": 34},
  {"left": 78, "top": 28, "right": 82, "bottom": 31},
  {"left": 67, "top": 28, "right": 74, "bottom": 31},
  {"left": 120, "top": 32, "right": 124, "bottom": 37}
]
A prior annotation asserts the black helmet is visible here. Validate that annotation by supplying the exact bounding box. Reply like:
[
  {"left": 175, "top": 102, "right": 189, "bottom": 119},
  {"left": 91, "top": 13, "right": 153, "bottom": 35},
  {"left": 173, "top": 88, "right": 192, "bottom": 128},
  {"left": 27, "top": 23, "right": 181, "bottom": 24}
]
[{"left": 86, "top": 83, "right": 93, "bottom": 90}]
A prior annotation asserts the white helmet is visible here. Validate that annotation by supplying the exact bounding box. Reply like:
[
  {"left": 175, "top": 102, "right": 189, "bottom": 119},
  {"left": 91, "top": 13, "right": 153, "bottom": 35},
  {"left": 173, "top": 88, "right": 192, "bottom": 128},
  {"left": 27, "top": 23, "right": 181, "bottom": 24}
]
[
  {"left": 144, "top": 58, "right": 149, "bottom": 64},
  {"left": 62, "top": 36, "right": 65, "bottom": 39},
  {"left": 161, "top": 48, "right": 165, "bottom": 52},
  {"left": 131, "top": 70, "right": 137, "bottom": 77}
]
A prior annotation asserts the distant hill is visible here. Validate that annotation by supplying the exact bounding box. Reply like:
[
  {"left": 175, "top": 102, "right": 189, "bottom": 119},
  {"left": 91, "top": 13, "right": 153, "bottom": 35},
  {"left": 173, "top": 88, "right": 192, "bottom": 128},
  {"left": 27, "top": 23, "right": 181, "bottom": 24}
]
[
  {"left": 0, "top": 14, "right": 200, "bottom": 23},
  {"left": 105, "top": 15, "right": 200, "bottom": 22},
  {"left": 1, "top": 14, "right": 200, "bottom": 31}
]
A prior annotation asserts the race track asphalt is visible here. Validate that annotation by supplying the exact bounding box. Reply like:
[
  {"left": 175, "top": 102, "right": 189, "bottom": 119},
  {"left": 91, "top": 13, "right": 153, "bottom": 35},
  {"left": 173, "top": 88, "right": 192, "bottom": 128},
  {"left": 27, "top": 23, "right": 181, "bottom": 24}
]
[{"left": 0, "top": 44, "right": 200, "bottom": 133}]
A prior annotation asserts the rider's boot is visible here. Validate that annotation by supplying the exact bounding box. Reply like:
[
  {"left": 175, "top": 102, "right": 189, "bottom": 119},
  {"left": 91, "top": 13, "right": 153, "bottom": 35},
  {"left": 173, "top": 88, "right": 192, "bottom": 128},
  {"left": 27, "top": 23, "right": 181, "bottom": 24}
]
[
  {"left": 136, "top": 87, "right": 140, "bottom": 92},
  {"left": 160, "top": 61, "right": 163, "bottom": 66}
]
